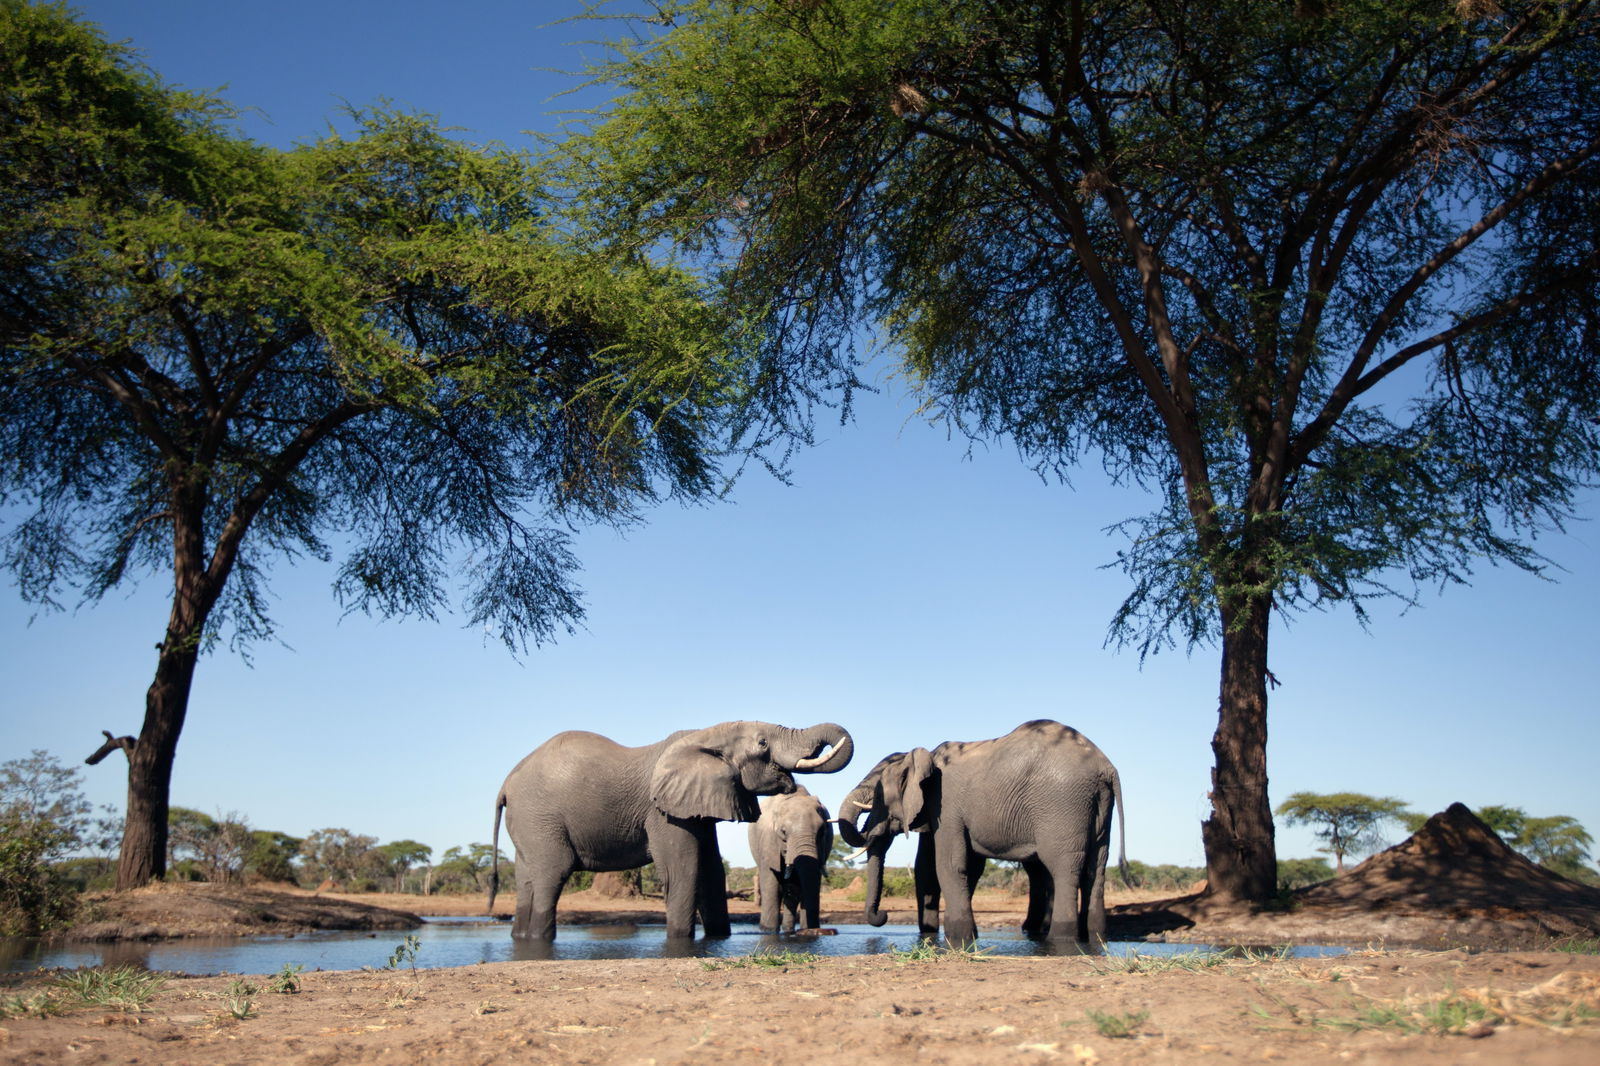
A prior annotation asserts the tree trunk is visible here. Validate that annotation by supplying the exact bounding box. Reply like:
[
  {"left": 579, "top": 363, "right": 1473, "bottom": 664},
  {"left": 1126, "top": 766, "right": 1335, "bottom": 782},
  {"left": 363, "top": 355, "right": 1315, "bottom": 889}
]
[
  {"left": 115, "top": 638, "right": 201, "bottom": 889},
  {"left": 115, "top": 492, "right": 217, "bottom": 891},
  {"left": 1200, "top": 594, "right": 1278, "bottom": 901}
]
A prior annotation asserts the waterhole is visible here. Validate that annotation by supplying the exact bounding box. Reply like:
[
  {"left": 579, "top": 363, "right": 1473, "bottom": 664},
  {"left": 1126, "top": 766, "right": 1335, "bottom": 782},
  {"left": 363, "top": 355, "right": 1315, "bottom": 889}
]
[{"left": 1, "top": 918, "right": 1346, "bottom": 975}]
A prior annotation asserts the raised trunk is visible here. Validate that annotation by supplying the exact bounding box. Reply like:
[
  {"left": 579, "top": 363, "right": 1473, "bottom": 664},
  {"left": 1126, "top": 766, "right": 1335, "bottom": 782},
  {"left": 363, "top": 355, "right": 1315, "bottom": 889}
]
[
  {"left": 776, "top": 723, "right": 854, "bottom": 775},
  {"left": 1200, "top": 594, "right": 1278, "bottom": 901}
]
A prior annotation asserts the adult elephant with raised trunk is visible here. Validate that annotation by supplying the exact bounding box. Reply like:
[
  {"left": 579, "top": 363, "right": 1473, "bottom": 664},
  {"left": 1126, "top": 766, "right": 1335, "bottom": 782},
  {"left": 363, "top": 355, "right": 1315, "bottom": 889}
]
[
  {"left": 490, "top": 721, "right": 853, "bottom": 940},
  {"left": 837, "top": 720, "right": 1125, "bottom": 947}
]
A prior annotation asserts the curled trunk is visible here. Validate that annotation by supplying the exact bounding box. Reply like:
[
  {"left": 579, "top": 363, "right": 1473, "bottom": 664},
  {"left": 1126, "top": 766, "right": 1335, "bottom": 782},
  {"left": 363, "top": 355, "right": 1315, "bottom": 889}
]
[{"left": 775, "top": 723, "right": 853, "bottom": 774}]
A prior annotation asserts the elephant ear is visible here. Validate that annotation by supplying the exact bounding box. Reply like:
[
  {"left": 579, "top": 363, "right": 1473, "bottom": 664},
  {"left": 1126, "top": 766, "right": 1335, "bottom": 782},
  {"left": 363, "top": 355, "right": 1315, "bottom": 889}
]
[
  {"left": 886, "top": 747, "right": 936, "bottom": 832},
  {"left": 652, "top": 739, "right": 761, "bottom": 822}
]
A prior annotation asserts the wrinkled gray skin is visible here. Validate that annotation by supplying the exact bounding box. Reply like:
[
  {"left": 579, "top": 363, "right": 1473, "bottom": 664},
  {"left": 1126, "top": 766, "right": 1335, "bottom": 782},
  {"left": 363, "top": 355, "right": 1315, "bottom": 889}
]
[
  {"left": 748, "top": 786, "right": 835, "bottom": 934},
  {"left": 490, "top": 721, "right": 852, "bottom": 941},
  {"left": 838, "top": 720, "right": 1125, "bottom": 947}
]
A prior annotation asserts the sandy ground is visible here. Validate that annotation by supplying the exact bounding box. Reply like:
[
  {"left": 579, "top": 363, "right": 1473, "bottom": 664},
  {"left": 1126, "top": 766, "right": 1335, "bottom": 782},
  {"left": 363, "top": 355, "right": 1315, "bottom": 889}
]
[
  {"left": 6, "top": 883, "right": 1600, "bottom": 1064},
  {"left": 3, "top": 937, "right": 1597, "bottom": 1065},
  {"left": 7, "top": 809, "right": 1598, "bottom": 1063}
]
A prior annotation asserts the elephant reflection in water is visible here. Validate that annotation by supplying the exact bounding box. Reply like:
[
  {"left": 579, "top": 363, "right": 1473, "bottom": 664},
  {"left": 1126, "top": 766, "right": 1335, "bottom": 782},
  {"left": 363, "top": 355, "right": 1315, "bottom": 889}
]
[
  {"left": 839, "top": 719, "right": 1126, "bottom": 947},
  {"left": 490, "top": 721, "right": 853, "bottom": 941}
]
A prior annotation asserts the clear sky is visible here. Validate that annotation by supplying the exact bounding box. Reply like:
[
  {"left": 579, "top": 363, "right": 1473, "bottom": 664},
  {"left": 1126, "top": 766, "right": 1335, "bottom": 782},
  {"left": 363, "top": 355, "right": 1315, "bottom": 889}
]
[{"left": 4, "top": 0, "right": 1597, "bottom": 876}]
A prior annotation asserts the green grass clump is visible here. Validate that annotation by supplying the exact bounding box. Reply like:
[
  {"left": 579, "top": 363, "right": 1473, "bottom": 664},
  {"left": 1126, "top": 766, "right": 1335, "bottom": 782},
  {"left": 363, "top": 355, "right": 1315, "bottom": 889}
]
[
  {"left": 52, "top": 966, "right": 166, "bottom": 1012},
  {"left": 1084, "top": 1008, "right": 1149, "bottom": 1038}
]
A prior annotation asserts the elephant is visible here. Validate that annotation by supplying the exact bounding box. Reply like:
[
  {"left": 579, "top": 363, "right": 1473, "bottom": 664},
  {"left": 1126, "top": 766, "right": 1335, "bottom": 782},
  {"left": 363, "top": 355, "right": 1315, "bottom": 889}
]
[
  {"left": 748, "top": 785, "right": 834, "bottom": 933},
  {"left": 837, "top": 719, "right": 1125, "bottom": 947},
  {"left": 488, "top": 720, "right": 853, "bottom": 941}
]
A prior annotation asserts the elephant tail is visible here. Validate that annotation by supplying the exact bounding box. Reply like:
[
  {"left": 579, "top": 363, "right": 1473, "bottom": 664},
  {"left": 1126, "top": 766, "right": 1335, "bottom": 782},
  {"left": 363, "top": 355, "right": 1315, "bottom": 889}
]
[
  {"left": 487, "top": 790, "right": 507, "bottom": 915},
  {"left": 1111, "top": 766, "right": 1129, "bottom": 887}
]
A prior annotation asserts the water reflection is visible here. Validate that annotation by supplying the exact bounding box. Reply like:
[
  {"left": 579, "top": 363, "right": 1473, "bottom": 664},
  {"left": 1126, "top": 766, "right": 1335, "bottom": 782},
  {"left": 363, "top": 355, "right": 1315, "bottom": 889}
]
[{"left": 2, "top": 919, "right": 1347, "bottom": 975}]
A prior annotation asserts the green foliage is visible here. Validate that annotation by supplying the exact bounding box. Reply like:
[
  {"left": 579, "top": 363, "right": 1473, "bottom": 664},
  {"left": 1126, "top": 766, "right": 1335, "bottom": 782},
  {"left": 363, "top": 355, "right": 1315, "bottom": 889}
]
[
  {"left": 270, "top": 963, "right": 305, "bottom": 994},
  {"left": 0, "top": 750, "right": 90, "bottom": 934},
  {"left": 297, "top": 828, "right": 380, "bottom": 886},
  {"left": 432, "top": 843, "right": 508, "bottom": 894},
  {"left": 167, "top": 807, "right": 254, "bottom": 883},
  {"left": 1276, "top": 857, "right": 1335, "bottom": 891},
  {"left": 1122, "top": 860, "right": 1207, "bottom": 892},
  {"left": 566, "top": 0, "right": 1600, "bottom": 901},
  {"left": 385, "top": 934, "right": 421, "bottom": 973},
  {"left": 2, "top": 966, "right": 165, "bottom": 1019},
  {"left": 845, "top": 867, "right": 915, "bottom": 900},
  {"left": 0, "top": 2, "right": 741, "bottom": 886},
  {"left": 51, "top": 967, "right": 166, "bottom": 1013},
  {"left": 244, "top": 830, "right": 303, "bottom": 884},
  {"left": 568, "top": 0, "right": 1600, "bottom": 651},
  {"left": 1084, "top": 1008, "right": 1149, "bottom": 1039},
  {"left": 373, "top": 840, "right": 433, "bottom": 892},
  {"left": 222, "top": 977, "right": 258, "bottom": 1020},
  {"left": 1275, "top": 793, "right": 1413, "bottom": 872}
]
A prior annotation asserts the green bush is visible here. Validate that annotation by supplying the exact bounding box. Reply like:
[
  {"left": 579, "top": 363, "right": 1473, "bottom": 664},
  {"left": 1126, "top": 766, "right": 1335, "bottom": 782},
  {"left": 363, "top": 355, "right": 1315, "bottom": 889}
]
[
  {"left": 0, "top": 752, "right": 92, "bottom": 935},
  {"left": 1277, "top": 857, "right": 1334, "bottom": 890},
  {"left": 846, "top": 867, "right": 916, "bottom": 900}
]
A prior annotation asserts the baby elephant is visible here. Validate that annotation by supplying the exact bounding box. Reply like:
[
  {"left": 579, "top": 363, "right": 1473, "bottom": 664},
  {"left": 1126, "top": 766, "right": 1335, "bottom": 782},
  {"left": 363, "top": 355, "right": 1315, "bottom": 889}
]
[{"left": 748, "top": 786, "right": 835, "bottom": 934}]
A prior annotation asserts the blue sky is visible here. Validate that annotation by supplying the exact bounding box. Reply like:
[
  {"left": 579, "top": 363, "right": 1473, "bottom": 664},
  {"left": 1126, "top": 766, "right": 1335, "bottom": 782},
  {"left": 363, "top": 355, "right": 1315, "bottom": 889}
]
[{"left": 4, "top": 0, "right": 1597, "bottom": 875}]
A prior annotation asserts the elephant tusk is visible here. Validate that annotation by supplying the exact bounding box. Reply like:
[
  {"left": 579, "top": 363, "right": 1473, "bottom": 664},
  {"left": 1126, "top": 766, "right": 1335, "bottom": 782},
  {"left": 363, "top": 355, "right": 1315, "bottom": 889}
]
[
  {"left": 793, "top": 745, "right": 835, "bottom": 770},
  {"left": 845, "top": 798, "right": 872, "bottom": 812},
  {"left": 844, "top": 847, "right": 869, "bottom": 864}
]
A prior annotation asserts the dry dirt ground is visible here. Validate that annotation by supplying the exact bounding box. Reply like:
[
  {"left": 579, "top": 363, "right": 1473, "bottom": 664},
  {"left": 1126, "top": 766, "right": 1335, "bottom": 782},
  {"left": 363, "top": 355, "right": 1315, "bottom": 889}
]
[{"left": 4, "top": 806, "right": 1599, "bottom": 1064}]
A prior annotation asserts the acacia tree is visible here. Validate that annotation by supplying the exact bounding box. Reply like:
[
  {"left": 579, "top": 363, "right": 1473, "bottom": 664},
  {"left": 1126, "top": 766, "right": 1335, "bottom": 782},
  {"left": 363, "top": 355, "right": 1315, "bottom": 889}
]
[
  {"left": 1, "top": 4, "right": 735, "bottom": 889},
  {"left": 566, "top": 0, "right": 1600, "bottom": 899},
  {"left": 1274, "top": 791, "right": 1411, "bottom": 873}
]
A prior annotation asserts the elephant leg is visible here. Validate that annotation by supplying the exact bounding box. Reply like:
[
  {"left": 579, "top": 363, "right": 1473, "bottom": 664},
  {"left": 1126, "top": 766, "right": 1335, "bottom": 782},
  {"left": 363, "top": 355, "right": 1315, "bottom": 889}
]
[
  {"left": 513, "top": 851, "right": 572, "bottom": 942},
  {"left": 1045, "top": 849, "right": 1088, "bottom": 942},
  {"left": 1082, "top": 840, "right": 1110, "bottom": 945},
  {"left": 913, "top": 833, "right": 940, "bottom": 939},
  {"left": 937, "top": 837, "right": 981, "bottom": 947},
  {"left": 1021, "top": 857, "right": 1053, "bottom": 937},
  {"left": 696, "top": 825, "right": 732, "bottom": 938},
  {"left": 756, "top": 865, "right": 783, "bottom": 933},
  {"left": 649, "top": 815, "right": 704, "bottom": 939}
]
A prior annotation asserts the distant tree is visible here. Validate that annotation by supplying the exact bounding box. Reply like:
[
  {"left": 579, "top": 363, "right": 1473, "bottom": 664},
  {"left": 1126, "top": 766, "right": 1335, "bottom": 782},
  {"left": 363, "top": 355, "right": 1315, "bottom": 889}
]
[
  {"left": 1122, "top": 861, "right": 1207, "bottom": 893},
  {"left": 1276, "top": 857, "right": 1335, "bottom": 891},
  {"left": 244, "top": 830, "right": 302, "bottom": 884},
  {"left": 374, "top": 840, "right": 433, "bottom": 893},
  {"left": 1, "top": 3, "right": 736, "bottom": 890},
  {"left": 1274, "top": 793, "right": 1412, "bottom": 873},
  {"left": 166, "top": 807, "right": 252, "bottom": 883},
  {"left": 0, "top": 751, "right": 91, "bottom": 933},
  {"left": 298, "top": 828, "right": 379, "bottom": 886},
  {"left": 433, "top": 843, "right": 506, "bottom": 894},
  {"left": 567, "top": 0, "right": 1600, "bottom": 903},
  {"left": 1517, "top": 816, "right": 1595, "bottom": 882}
]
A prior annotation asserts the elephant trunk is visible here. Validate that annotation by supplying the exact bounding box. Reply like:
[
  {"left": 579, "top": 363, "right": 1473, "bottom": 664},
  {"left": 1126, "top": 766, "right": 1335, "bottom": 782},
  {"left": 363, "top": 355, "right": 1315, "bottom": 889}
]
[
  {"left": 784, "top": 835, "right": 819, "bottom": 869},
  {"left": 774, "top": 723, "right": 853, "bottom": 775},
  {"left": 787, "top": 854, "right": 824, "bottom": 929},
  {"left": 836, "top": 785, "right": 874, "bottom": 847},
  {"left": 863, "top": 839, "right": 891, "bottom": 928}
]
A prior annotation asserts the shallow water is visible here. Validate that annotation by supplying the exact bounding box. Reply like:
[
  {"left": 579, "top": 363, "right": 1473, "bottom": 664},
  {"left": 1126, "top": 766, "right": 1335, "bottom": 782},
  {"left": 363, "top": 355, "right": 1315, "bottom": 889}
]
[{"left": 1, "top": 917, "right": 1347, "bottom": 975}]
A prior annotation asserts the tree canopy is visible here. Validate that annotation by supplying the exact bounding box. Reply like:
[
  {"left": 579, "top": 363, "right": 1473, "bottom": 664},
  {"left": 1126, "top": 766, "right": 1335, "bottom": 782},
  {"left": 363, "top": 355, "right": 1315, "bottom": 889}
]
[
  {"left": 1274, "top": 791, "right": 1412, "bottom": 872},
  {"left": 1, "top": 2, "right": 739, "bottom": 887},
  {"left": 566, "top": 0, "right": 1600, "bottom": 899}
]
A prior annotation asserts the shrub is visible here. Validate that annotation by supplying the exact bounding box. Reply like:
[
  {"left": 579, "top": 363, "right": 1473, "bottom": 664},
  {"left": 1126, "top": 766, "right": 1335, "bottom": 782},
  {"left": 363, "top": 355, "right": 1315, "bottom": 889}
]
[{"left": 0, "top": 752, "right": 92, "bottom": 935}]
